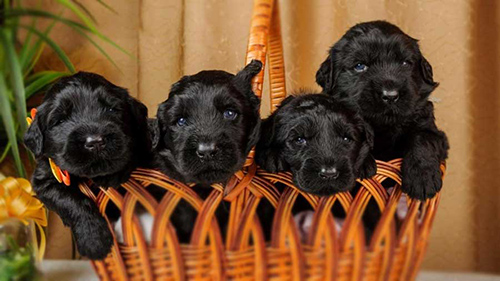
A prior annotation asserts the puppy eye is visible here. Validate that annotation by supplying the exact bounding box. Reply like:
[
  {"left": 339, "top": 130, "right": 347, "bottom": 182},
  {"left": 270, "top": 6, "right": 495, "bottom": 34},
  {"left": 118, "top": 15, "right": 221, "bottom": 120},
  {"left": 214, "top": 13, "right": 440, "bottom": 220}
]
[
  {"left": 343, "top": 136, "right": 352, "bottom": 142},
  {"left": 223, "top": 110, "right": 238, "bottom": 120},
  {"left": 177, "top": 117, "right": 187, "bottom": 126},
  {"left": 402, "top": 61, "right": 412, "bottom": 66},
  {"left": 354, "top": 63, "right": 368, "bottom": 72},
  {"left": 295, "top": 137, "right": 307, "bottom": 145}
]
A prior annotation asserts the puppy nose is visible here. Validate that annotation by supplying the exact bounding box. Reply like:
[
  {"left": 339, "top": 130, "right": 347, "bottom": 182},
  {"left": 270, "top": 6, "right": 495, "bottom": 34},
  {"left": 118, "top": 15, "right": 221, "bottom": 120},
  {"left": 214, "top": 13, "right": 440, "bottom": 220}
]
[
  {"left": 381, "top": 89, "right": 399, "bottom": 103},
  {"left": 196, "top": 143, "right": 217, "bottom": 159},
  {"left": 84, "top": 135, "right": 105, "bottom": 151},
  {"left": 319, "top": 167, "right": 339, "bottom": 179}
]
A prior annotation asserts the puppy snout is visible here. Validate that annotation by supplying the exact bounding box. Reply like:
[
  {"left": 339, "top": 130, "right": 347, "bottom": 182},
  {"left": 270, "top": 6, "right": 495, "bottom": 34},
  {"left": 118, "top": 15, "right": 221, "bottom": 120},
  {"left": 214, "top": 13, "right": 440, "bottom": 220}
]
[
  {"left": 84, "top": 135, "right": 106, "bottom": 151},
  {"left": 319, "top": 166, "right": 339, "bottom": 179},
  {"left": 381, "top": 89, "right": 399, "bottom": 103},
  {"left": 196, "top": 142, "right": 218, "bottom": 159}
]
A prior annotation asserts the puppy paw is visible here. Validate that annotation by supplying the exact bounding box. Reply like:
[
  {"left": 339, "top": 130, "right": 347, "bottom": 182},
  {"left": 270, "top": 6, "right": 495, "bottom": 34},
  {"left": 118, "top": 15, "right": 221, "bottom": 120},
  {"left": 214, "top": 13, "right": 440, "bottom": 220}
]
[
  {"left": 401, "top": 158, "right": 442, "bottom": 201},
  {"left": 73, "top": 216, "right": 113, "bottom": 260}
]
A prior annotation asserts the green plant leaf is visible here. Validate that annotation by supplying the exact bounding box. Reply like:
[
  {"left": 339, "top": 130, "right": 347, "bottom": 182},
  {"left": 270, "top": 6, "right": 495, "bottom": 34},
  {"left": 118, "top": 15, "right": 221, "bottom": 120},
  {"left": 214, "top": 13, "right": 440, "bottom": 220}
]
[
  {"left": 25, "top": 71, "right": 69, "bottom": 99},
  {"left": 0, "top": 72, "right": 26, "bottom": 178},
  {"left": 0, "top": 29, "right": 28, "bottom": 136},
  {"left": 0, "top": 142, "right": 12, "bottom": 164},
  {"left": 95, "top": 0, "right": 118, "bottom": 15},
  {"left": 70, "top": 0, "right": 98, "bottom": 23},
  {"left": 9, "top": 24, "right": 76, "bottom": 73},
  {"left": 54, "top": 0, "right": 131, "bottom": 57},
  {"left": 22, "top": 20, "right": 57, "bottom": 76},
  {"left": 5, "top": 9, "right": 133, "bottom": 58},
  {"left": 68, "top": 25, "right": 121, "bottom": 70}
]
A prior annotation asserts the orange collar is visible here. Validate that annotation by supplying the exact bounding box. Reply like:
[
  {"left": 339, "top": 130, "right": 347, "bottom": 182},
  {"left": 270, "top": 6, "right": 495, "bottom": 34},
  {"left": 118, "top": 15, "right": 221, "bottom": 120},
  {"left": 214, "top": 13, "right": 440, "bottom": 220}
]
[{"left": 27, "top": 108, "right": 71, "bottom": 186}]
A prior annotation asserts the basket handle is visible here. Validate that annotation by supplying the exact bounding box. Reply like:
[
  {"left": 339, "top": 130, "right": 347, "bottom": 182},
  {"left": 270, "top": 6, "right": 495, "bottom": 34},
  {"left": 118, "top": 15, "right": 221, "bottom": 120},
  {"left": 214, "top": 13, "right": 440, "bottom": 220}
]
[{"left": 245, "top": 0, "right": 286, "bottom": 113}]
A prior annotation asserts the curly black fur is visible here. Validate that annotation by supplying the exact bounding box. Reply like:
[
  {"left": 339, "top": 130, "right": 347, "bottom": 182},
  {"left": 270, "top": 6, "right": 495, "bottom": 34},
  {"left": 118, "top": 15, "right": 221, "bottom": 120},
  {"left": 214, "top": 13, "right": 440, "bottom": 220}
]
[
  {"left": 316, "top": 20, "right": 449, "bottom": 200},
  {"left": 152, "top": 60, "right": 262, "bottom": 185},
  {"left": 24, "top": 72, "right": 151, "bottom": 259},
  {"left": 151, "top": 60, "right": 262, "bottom": 242},
  {"left": 256, "top": 93, "right": 376, "bottom": 196}
]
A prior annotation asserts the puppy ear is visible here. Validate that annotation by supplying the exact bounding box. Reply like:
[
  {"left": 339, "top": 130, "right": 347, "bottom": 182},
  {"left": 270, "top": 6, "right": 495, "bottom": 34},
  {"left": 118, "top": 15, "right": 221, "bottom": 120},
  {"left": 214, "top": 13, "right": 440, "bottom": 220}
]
[
  {"left": 24, "top": 108, "right": 44, "bottom": 157},
  {"left": 419, "top": 56, "right": 439, "bottom": 97},
  {"left": 127, "top": 96, "right": 148, "bottom": 122},
  {"left": 127, "top": 96, "right": 152, "bottom": 152},
  {"left": 316, "top": 53, "right": 334, "bottom": 90},
  {"left": 354, "top": 122, "right": 377, "bottom": 179},
  {"left": 148, "top": 118, "right": 161, "bottom": 149},
  {"left": 255, "top": 98, "right": 294, "bottom": 173},
  {"left": 246, "top": 118, "right": 261, "bottom": 155},
  {"left": 153, "top": 102, "right": 170, "bottom": 150},
  {"left": 235, "top": 60, "right": 263, "bottom": 85},
  {"left": 127, "top": 96, "right": 149, "bottom": 133}
]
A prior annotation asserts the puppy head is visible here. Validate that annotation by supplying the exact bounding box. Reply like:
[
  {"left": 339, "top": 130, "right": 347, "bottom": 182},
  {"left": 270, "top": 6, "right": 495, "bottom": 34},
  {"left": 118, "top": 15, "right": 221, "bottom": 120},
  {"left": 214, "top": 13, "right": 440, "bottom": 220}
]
[
  {"left": 24, "top": 72, "right": 150, "bottom": 178},
  {"left": 256, "top": 93, "right": 376, "bottom": 196},
  {"left": 316, "top": 21, "right": 438, "bottom": 123},
  {"left": 153, "top": 60, "right": 262, "bottom": 185}
]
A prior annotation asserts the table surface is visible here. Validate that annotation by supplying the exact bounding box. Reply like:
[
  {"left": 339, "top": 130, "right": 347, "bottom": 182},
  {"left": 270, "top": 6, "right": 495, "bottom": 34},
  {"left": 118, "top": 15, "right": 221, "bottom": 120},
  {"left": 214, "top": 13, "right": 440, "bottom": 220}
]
[{"left": 41, "top": 260, "right": 500, "bottom": 281}]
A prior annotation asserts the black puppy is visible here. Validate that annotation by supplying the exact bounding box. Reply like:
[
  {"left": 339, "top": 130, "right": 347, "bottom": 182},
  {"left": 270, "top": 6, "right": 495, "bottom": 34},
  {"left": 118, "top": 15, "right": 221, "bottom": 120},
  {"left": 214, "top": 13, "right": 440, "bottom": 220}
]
[
  {"left": 152, "top": 60, "right": 262, "bottom": 185},
  {"left": 316, "top": 21, "right": 449, "bottom": 200},
  {"left": 256, "top": 93, "right": 376, "bottom": 196},
  {"left": 152, "top": 60, "right": 262, "bottom": 241},
  {"left": 24, "top": 72, "right": 151, "bottom": 259}
]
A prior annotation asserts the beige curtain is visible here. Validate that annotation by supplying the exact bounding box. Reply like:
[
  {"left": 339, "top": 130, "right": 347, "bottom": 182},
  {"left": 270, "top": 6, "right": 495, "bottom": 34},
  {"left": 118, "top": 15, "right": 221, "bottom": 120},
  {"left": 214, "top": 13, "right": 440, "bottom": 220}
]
[{"left": 34, "top": 0, "right": 499, "bottom": 273}]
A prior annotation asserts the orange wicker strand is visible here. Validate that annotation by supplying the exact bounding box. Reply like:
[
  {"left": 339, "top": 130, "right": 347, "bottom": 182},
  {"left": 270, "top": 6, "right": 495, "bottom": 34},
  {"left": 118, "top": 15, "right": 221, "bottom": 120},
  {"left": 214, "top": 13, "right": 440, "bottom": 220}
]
[{"left": 82, "top": 0, "right": 445, "bottom": 280}]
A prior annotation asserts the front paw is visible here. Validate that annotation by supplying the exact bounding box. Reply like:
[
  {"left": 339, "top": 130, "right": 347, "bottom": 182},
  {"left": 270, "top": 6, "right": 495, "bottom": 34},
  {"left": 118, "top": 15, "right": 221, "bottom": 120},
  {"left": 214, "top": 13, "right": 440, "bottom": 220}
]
[
  {"left": 401, "top": 158, "right": 442, "bottom": 201},
  {"left": 73, "top": 216, "right": 113, "bottom": 260}
]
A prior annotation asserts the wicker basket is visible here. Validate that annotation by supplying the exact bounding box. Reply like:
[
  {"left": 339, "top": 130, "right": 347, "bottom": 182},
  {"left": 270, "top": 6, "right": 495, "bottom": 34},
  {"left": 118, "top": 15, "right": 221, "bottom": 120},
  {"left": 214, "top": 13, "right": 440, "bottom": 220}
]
[{"left": 81, "top": 0, "right": 445, "bottom": 280}]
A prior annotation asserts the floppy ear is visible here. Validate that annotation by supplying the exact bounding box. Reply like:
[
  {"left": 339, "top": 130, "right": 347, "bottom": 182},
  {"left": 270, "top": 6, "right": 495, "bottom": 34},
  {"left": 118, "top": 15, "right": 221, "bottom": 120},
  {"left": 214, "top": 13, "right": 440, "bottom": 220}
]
[
  {"left": 245, "top": 118, "right": 261, "bottom": 155},
  {"left": 127, "top": 95, "right": 149, "bottom": 131},
  {"left": 153, "top": 101, "right": 175, "bottom": 151},
  {"left": 316, "top": 53, "right": 334, "bottom": 90},
  {"left": 419, "top": 55, "right": 439, "bottom": 97},
  {"left": 148, "top": 118, "right": 161, "bottom": 149},
  {"left": 354, "top": 121, "right": 377, "bottom": 179},
  {"left": 233, "top": 60, "right": 263, "bottom": 101},
  {"left": 24, "top": 109, "right": 44, "bottom": 158},
  {"left": 234, "top": 60, "right": 263, "bottom": 87},
  {"left": 255, "top": 96, "right": 296, "bottom": 173},
  {"left": 233, "top": 60, "right": 263, "bottom": 154}
]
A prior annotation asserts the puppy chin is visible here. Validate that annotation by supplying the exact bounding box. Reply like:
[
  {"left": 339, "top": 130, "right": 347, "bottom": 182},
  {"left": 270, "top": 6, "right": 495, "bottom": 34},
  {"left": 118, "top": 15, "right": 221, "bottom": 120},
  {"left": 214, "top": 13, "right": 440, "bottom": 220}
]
[
  {"left": 57, "top": 148, "right": 131, "bottom": 178},
  {"left": 293, "top": 173, "right": 356, "bottom": 197},
  {"left": 189, "top": 169, "right": 234, "bottom": 185}
]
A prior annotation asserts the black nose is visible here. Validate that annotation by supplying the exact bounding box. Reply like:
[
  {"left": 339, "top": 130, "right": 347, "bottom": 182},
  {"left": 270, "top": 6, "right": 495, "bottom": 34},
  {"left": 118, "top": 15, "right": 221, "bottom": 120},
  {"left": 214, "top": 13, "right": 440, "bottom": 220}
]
[
  {"left": 196, "top": 143, "right": 217, "bottom": 159},
  {"left": 381, "top": 89, "right": 399, "bottom": 103},
  {"left": 84, "top": 135, "right": 105, "bottom": 151},
  {"left": 319, "top": 167, "right": 339, "bottom": 179}
]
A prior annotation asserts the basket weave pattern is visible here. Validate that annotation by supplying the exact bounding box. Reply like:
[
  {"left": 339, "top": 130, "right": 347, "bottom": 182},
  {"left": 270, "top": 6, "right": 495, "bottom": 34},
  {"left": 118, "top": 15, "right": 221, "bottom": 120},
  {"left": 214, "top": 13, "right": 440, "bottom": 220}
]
[{"left": 81, "top": 0, "right": 444, "bottom": 280}]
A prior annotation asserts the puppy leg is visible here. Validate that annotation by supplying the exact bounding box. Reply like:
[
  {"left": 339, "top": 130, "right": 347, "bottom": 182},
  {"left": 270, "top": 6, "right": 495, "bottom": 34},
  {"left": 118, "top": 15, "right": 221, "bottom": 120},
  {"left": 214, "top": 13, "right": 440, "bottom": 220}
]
[
  {"left": 32, "top": 160, "right": 113, "bottom": 260},
  {"left": 401, "top": 129, "right": 448, "bottom": 200}
]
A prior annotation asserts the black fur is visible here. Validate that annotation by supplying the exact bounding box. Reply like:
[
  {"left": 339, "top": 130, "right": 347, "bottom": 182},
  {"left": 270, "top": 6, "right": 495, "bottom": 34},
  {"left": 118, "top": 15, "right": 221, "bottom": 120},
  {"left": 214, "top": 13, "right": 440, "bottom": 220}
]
[
  {"left": 24, "top": 72, "right": 151, "bottom": 259},
  {"left": 256, "top": 93, "right": 376, "bottom": 196},
  {"left": 152, "top": 60, "right": 262, "bottom": 185},
  {"left": 152, "top": 60, "right": 262, "bottom": 242},
  {"left": 316, "top": 21, "right": 449, "bottom": 200}
]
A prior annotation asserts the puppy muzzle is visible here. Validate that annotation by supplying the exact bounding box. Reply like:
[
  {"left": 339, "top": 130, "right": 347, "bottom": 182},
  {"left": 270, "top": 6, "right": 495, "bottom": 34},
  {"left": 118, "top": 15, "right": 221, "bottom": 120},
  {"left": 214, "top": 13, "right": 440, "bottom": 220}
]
[{"left": 293, "top": 158, "right": 356, "bottom": 196}]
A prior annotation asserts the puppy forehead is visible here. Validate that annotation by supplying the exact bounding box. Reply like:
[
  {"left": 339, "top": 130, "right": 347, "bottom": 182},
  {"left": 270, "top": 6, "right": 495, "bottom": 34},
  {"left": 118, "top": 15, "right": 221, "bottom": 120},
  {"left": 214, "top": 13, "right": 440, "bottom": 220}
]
[
  {"left": 171, "top": 83, "right": 242, "bottom": 111},
  {"left": 52, "top": 84, "right": 122, "bottom": 110},
  {"left": 282, "top": 98, "right": 356, "bottom": 133},
  {"left": 346, "top": 27, "right": 417, "bottom": 60}
]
